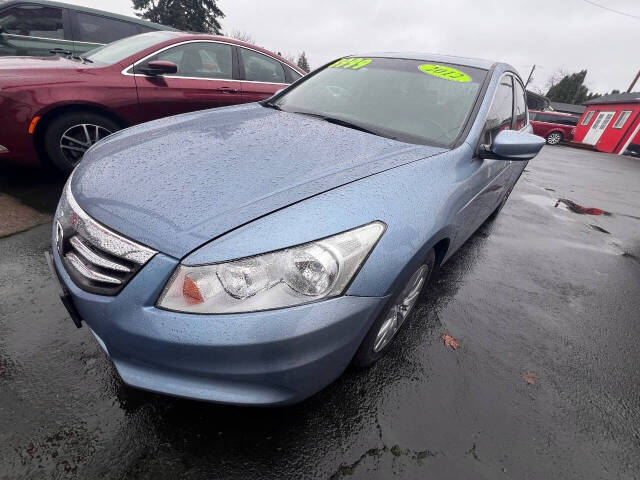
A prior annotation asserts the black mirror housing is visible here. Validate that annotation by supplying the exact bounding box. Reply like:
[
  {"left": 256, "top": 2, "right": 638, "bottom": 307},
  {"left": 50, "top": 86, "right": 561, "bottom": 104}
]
[{"left": 138, "top": 60, "right": 178, "bottom": 76}]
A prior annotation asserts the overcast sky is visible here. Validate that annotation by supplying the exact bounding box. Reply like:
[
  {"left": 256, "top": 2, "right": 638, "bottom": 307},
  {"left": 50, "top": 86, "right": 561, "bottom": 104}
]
[{"left": 66, "top": 0, "right": 639, "bottom": 94}]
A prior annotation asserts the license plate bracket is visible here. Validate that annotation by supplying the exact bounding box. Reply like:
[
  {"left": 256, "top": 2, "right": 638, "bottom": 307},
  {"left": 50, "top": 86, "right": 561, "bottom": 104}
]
[{"left": 45, "top": 251, "right": 83, "bottom": 328}]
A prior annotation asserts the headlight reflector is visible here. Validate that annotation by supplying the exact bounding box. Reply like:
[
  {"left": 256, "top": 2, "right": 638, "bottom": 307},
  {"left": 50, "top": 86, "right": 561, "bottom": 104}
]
[{"left": 157, "top": 222, "right": 385, "bottom": 314}]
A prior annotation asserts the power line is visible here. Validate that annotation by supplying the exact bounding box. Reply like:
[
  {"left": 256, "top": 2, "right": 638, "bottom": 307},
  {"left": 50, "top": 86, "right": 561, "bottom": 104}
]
[{"left": 580, "top": 0, "right": 640, "bottom": 20}]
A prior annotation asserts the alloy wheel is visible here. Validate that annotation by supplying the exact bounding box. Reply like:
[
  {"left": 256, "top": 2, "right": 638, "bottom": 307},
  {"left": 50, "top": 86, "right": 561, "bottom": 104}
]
[
  {"left": 547, "top": 132, "right": 562, "bottom": 145},
  {"left": 59, "top": 123, "right": 112, "bottom": 166},
  {"left": 373, "top": 264, "right": 429, "bottom": 352}
]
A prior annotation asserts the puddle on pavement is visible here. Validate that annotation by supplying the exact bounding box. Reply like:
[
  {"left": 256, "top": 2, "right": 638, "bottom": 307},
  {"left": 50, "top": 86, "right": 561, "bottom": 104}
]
[{"left": 555, "top": 198, "right": 611, "bottom": 216}]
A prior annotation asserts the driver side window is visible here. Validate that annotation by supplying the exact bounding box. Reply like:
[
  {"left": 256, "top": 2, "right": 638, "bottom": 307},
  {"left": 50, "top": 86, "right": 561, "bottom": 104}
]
[
  {"left": 483, "top": 75, "right": 513, "bottom": 145},
  {"left": 139, "top": 42, "right": 233, "bottom": 80}
]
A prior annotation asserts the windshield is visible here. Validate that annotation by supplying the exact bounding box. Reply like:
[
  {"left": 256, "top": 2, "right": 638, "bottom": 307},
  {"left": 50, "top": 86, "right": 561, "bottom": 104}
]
[
  {"left": 272, "top": 57, "right": 487, "bottom": 146},
  {"left": 85, "top": 31, "right": 172, "bottom": 64}
]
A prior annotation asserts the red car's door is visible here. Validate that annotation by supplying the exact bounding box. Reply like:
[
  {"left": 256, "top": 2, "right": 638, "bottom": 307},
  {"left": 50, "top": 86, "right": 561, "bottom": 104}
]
[
  {"left": 237, "top": 47, "right": 288, "bottom": 102},
  {"left": 133, "top": 41, "right": 241, "bottom": 122}
]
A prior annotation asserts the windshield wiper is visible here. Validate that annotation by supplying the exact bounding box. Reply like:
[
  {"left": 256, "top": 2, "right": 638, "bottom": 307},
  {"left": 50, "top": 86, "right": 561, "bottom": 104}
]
[
  {"left": 262, "top": 101, "right": 281, "bottom": 111},
  {"left": 72, "top": 54, "right": 93, "bottom": 63},
  {"left": 293, "top": 111, "right": 383, "bottom": 136},
  {"left": 49, "top": 48, "right": 73, "bottom": 56}
]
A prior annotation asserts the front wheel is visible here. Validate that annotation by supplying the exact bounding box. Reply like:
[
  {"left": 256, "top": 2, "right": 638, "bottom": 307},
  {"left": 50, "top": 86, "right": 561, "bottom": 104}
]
[
  {"left": 546, "top": 131, "right": 563, "bottom": 145},
  {"left": 353, "top": 249, "right": 435, "bottom": 367},
  {"left": 43, "top": 112, "right": 120, "bottom": 173}
]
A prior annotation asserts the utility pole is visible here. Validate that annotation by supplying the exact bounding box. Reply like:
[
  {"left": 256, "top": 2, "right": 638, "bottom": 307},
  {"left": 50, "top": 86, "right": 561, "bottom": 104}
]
[
  {"left": 627, "top": 69, "right": 640, "bottom": 92},
  {"left": 525, "top": 64, "right": 536, "bottom": 89}
]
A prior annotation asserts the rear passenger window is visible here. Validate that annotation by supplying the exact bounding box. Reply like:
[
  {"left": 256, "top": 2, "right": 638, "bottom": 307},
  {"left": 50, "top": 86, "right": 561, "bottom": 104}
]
[
  {"left": 73, "top": 12, "right": 139, "bottom": 44},
  {"left": 513, "top": 79, "right": 527, "bottom": 129},
  {"left": 239, "top": 48, "right": 285, "bottom": 84},
  {"left": 283, "top": 64, "right": 302, "bottom": 83},
  {"left": 0, "top": 5, "right": 64, "bottom": 38},
  {"left": 483, "top": 76, "right": 513, "bottom": 144}
]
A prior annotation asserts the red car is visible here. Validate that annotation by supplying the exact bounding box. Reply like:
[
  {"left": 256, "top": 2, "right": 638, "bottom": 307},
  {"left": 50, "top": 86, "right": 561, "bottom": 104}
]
[
  {"left": 0, "top": 31, "right": 305, "bottom": 172},
  {"left": 529, "top": 110, "right": 579, "bottom": 145}
]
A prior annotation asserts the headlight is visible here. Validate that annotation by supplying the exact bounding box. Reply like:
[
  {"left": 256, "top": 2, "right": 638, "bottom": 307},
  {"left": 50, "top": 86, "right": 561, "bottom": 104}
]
[{"left": 157, "top": 222, "right": 386, "bottom": 314}]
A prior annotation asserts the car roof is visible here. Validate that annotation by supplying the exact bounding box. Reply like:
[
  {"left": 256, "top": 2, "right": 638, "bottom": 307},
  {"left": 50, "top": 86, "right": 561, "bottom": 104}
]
[
  {"left": 0, "top": 0, "right": 176, "bottom": 30},
  {"left": 126, "top": 31, "right": 306, "bottom": 74},
  {"left": 159, "top": 31, "right": 306, "bottom": 73},
  {"left": 350, "top": 52, "right": 499, "bottom": 70}
]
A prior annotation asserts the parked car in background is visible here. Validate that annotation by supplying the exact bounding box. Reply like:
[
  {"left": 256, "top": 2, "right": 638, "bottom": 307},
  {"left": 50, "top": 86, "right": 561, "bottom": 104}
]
[
  {"left": 529, "top": 109, "right": 579, "bottom": 145},
  {"left": 0, "top": 0, "right": 174, "bottom": 57},
  {"left": 48, "top": 54, "right": 544, "bottom": 405},
  {"left": 0, "top": 31, "right": 305, "bottom": 172}
]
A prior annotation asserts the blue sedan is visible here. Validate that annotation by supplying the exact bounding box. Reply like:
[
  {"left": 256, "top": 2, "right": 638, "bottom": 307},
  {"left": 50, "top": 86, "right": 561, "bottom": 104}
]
[{"left": 48, "top": 53, "right": 544, "bottom": 405}]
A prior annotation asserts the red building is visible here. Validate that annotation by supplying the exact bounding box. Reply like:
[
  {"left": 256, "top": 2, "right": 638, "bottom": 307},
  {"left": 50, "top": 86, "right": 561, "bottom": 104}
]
[{"left": 574, "top": 92, "right": 640, "bottom": 157}]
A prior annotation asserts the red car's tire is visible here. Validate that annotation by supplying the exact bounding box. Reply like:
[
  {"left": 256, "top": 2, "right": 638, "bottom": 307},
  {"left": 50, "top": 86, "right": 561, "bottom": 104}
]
[
  {"left": 43, "top": 112, "right": 120, "bottom": 173},
  {"left": 546, "top": 131, "right": 563, "bottom": 145}
]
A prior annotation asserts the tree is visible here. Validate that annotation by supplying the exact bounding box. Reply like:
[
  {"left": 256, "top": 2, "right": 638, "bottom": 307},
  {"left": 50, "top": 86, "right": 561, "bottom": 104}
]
[
  {"left": 132, "top": 0, "right": 224, "bottom": 34},
  {"left": 279, "top": 52, "right": 296, "bottom": 64},
  {"left": 229, "top": 30, "right": 255, "bottom": 44},
  {"left": 545, "top": 70, "right": 591, "bottom": 104},
  {"left": 297, "top": 51, "right": 310, "bottom": 73}
]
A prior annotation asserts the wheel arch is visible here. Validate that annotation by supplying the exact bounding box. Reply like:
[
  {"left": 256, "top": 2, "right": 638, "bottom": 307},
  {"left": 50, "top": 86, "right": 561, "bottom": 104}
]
[
  {"left": 33, "top": 103, "right": 128, "bottom": 160},
  {"left": 547, "top": 129, "right": 564, "bottom": 140},
  {"left": 378, "top": 229, "right": 452, "bottom": 299}
]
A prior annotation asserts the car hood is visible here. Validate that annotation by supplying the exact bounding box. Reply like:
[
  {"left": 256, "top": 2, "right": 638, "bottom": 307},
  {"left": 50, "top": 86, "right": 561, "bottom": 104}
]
[
  {"left": 0, "top": 55, "right": 96, "bottom": 87},
  {"left": 72, "top": 103, "right": 446, "bottom": 259}
]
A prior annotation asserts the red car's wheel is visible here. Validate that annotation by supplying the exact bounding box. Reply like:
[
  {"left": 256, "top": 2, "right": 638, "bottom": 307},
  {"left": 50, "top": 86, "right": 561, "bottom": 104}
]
[
  {"left": 546, "top": 131, "right": 563, "bottom": 145},
  {"left": 43, "top": 112, "right": 120, "bottom": 173}
]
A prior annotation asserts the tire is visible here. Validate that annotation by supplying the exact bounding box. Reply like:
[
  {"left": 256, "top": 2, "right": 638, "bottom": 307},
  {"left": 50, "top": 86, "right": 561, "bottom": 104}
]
[
  {"left": 546, "top": 131, "right": 563, "bottom": 145},
  {"left": 43, "top": 111, "right": 120, "bottom": 173},
  {"left": 353, "top": 249, "right": 436, "bottom": 367}
]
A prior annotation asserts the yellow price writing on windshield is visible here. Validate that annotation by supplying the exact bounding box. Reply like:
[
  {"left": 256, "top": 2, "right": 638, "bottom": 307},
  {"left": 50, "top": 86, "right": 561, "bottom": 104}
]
[
  {"left": 329, "top": 58, "right": 373, "bottom": 70},
  {"left": 418, "top": 64, "right": 471, "bottom": 82}
]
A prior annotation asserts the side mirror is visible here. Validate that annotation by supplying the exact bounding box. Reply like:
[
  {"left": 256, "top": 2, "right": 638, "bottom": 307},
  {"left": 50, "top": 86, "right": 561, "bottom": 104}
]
[
  {"left": 480, "top": 129, "right": 545, "bottom": 161},
  {"left": 137, "top": 60, "right": 177, "bottom": 76}
]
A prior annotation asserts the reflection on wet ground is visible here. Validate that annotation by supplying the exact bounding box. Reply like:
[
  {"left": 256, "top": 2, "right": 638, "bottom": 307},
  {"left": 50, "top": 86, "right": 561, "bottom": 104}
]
[{"left": 1, "top": 146, "right": 640, "bottom": 479}]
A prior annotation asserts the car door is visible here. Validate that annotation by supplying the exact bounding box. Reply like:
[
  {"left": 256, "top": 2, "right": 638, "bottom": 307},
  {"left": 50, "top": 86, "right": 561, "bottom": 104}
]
[
  {"left": 132, "top": 41, "right": 242, "bottom": 123},
  {"left": 69, "top": 10, "right": 141, "bottom": 54},
  {"left": 0, "top": 3, "right": 73, "bottom": 56},
  {"left": 237, "top": 47, "right": 288, "bottom": 102},
  {"left": 453, "top": 74, "right": 516, "bottom": 247}
]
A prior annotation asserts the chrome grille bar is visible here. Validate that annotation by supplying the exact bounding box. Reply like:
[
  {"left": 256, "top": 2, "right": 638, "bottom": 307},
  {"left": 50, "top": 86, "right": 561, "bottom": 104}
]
[
  {"left": 66, "top": 253, "right": 122, "bottom": 285},
  {"left": 69, "top": 235, "right": 131, "bottom": 273},
  {"left": 62, "top": 181, "right": 156, "bottom": 265},
  {"left": 55, "top": 174, "right": 157, "bottom": 295}
]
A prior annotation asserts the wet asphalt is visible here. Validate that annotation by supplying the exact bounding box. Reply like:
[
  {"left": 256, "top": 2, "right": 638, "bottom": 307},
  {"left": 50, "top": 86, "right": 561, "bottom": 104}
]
[{"left": 0, "top": 146, "right": 639, "bottom": 479}]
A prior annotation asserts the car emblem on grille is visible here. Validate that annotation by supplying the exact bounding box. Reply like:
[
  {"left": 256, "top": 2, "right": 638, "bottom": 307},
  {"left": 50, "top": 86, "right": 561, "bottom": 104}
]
[{"left": 55, "top": 220, "right": 64, "bottom": 254}]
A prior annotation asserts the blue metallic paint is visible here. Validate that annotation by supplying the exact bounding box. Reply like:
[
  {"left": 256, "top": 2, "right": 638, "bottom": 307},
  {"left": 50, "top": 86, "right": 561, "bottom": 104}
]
[
  {"left": 54, "top": 59, "right": 542, "bottom": 405},
  {"left": 73, "top": 103, "right": 443, "bottom": 259},
  {"left": 51, "top": 244, "right": 389, "bottom": 405}
]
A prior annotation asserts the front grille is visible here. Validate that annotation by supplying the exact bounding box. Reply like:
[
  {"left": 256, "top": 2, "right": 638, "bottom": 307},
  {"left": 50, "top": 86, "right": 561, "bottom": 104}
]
[{"left": 55, "top": 178, "right": 157, "bottom": 296}]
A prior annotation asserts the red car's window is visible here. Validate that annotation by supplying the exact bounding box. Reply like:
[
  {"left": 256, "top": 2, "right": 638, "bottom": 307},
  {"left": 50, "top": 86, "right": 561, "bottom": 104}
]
[
  {"left": 239, "top": 48, "right": 286, "bottom": 84},
  {"left": 141, "top": 42, "right": 233, "bottom": 80}
]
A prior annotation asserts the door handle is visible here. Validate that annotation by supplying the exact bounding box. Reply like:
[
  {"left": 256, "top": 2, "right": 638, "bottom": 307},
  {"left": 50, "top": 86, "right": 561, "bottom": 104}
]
[{"left": 218, "top": 86, "right": 238, "bottom": 94}]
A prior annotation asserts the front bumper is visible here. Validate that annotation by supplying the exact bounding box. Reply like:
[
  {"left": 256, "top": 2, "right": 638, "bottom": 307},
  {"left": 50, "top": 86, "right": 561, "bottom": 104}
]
[
  {"left": 51, "top": 247, "right": 387, "bottom": 405},
  {"left": 0, "top": 95, "right": 39, "bottom": 166}
]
